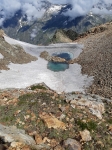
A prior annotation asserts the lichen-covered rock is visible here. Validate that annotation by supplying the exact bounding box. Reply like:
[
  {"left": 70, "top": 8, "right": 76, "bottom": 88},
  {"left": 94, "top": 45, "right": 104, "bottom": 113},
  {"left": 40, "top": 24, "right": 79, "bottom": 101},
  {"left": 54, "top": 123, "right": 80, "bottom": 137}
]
[
  {"left": 35, "top": 134, "right": 43, "bottom": 145},
  {"left": 0, "top": 124, "right": 36, "bottom": 145},
  {"left": 66, "top": 93, "right": 105, "bottom": 119},
  {"left": 71, "top": 98, "right": 104, "bottom": 119},
  {"left": 80, "top": 130, "right": 91, "bottom": 141},
  {"left": 39, "top": 112, "right": 66, "bottom": 129}
]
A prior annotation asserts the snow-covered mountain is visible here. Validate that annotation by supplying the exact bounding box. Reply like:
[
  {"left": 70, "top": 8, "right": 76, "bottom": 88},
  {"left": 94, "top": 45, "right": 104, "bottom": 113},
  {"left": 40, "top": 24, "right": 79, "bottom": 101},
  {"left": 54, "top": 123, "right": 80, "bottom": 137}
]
[
  {"left": 1, "top": 0, "right": 112, "bottom": 45},
  {"left": 93, "top": 0, "right": 112, "bottom": 11}
]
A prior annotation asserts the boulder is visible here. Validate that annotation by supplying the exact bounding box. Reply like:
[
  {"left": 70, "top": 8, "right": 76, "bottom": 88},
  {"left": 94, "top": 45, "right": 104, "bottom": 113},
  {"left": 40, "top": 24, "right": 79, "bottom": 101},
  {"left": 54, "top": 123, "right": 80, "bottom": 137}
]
[
  {"left": 80, "top": 130, "right": 91, "bottom": 142},
  {"left": 0, "top": 124, "right": 36, "bottom": 146},
  {"left": 70, "top": 98, "right": 105, "bottom": 119},
  {"left": 64, "top": 138, "right": 81, "bottom": 150},
  {"left": 39, "top": 112, "right": 66, "bottom": 129}
]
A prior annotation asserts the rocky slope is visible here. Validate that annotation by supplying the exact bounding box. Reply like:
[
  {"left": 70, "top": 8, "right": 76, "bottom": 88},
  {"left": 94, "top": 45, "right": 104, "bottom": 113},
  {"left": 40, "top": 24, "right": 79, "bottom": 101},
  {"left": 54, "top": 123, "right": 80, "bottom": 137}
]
[
  {"left": 0, "top": 85, "right": 111, "bottom": 150},
  {"left": 51, "top": 29, "right": 78, "bottom": 44},
  {"left": 0, "top": 30, "right": 37, "bottom": 70},
  {"left": 74, "top": 22, "right": 112, "bottom": 99}
]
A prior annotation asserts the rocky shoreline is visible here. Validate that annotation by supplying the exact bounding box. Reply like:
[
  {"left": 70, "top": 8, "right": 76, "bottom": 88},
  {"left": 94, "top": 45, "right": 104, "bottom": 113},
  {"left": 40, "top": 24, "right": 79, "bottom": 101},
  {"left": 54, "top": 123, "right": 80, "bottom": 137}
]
[
  {"left": 40, "top": 51, "right": 77, "bottom": 64},
  {"left": 40, "top": 51, "right": 66, "bottom": 63}
]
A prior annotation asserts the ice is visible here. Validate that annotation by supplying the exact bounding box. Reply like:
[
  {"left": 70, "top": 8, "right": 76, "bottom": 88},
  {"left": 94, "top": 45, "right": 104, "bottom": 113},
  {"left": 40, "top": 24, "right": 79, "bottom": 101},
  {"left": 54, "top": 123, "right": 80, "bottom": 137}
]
[{"left": 0, "top": 36, "right": 94, "bottom": 93}]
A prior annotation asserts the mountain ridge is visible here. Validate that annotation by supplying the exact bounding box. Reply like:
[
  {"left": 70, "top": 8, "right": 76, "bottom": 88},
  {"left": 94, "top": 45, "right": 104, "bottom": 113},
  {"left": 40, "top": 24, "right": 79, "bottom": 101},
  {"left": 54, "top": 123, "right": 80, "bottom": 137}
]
[{"left": 1, "top": 0, "right": 112, "bottom": 45}]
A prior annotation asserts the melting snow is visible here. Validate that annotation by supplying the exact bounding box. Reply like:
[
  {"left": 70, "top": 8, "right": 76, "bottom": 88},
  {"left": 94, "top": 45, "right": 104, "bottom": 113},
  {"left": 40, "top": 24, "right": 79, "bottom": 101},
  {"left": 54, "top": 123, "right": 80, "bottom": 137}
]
[
  {"left": 0, "top": 36, "right": 93, "bottom": 93},
  {"left": 0, "top": 53, "right": 4, "bottom": 59}
]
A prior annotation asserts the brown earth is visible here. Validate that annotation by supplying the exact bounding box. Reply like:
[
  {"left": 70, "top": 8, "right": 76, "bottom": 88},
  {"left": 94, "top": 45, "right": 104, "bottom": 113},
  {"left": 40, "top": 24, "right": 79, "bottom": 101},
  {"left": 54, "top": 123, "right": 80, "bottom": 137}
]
[{"left": 74, "top": 22, "right": 112, "bottom": 99}]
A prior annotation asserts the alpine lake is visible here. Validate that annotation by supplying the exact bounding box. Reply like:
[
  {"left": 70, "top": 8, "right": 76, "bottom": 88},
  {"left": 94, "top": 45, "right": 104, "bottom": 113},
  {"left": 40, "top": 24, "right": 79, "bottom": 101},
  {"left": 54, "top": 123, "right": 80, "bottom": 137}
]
[{"left": 47, "top": 53, "right": 73, "bottom": 72}]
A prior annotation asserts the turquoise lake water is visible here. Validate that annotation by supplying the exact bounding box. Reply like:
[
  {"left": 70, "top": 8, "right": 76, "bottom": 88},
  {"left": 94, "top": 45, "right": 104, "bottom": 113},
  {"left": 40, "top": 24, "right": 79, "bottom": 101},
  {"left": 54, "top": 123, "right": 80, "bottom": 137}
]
[{"left": 47, "top": 53, "right": 72, "bottom": 72}]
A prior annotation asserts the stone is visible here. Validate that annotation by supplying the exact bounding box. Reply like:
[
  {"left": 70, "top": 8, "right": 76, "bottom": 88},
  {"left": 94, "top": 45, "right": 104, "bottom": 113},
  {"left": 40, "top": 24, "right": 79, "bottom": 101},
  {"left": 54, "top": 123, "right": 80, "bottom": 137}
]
[
  {"left": 54, "top": 145, "right": 64, "bottom": 150},
  {"left": 60, "top": 114, "right": 66, "bottom": 121},
  {"left": 10, "top": 142, "right": 23, "bottom": 148},
  {"left": 22, "top": 146, "right": 31, "bottom": 150},
  {"left": 51, "top": 56, "right": 66, "bottom": 63},
  {"left": 39, "top": 112, "right": 66, "bottom": 129},
  {"left": 70, "top": 98, "right": 105, "bottom": 119},
  {"left": 43, "top": 137, "right": 51, "bottom": 143},
  {"left": 80, "top": 129, "right": 91, "bottom": 141},
  {"left": 64, "top": 138, "right": 81, "bottom": 150},
  {"left": 14, "top": 110, "right": 21, "bottom": 116},
  {"left": 0, "top": 124, "right": 36, "bottom": 146},
  {"left": 35, "top": 134, "right": 43, "bottom": 145},
  {"left": 34, "top": 144, "right": 50, "bottom": 150},
  {"left": 24, "top": 115, "right": 30, "bottom": 121},
  {"left": 10, "top": 142, "right": 32, "bottom": 150},
  {"left": 109, "top": 125, "right": 112, "bottom": 134},
  {"left": 97, "top": 141, "right": 104, "bottom": 147}
]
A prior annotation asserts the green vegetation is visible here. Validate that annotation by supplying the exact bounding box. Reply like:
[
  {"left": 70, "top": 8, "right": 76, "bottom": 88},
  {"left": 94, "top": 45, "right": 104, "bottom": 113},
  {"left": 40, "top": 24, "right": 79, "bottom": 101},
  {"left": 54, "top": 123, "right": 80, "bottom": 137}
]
[
  {"left": 48, "top": 129, "right": 71, "bottom": 141},
  {"left": 0, "top": 89, "right": 112, "bottom": 149},
  {"left": 77, "top": 120, "right": 97, "bottom": 131},
  {"left": 106, "top": 118, "right": 112, "bottom": 124},
  {"left": 31, "top": 84, "right": 47, "bottom": 90}
]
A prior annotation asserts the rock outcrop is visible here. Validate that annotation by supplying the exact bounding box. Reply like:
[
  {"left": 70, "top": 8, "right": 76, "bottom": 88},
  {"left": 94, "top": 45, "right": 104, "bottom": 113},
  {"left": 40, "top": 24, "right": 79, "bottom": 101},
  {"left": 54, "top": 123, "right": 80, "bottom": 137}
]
[
  {"left": 66, "top": 93, "right": 105, "bottom": 119},
  {"left": 0, "top": 30, "right": 5, "bottom": 38},
  {"left": 39, "top": 112, "right": 66, "bottom": 129},
  {"left": 0, "top": 31, "right": 37, "bottom": 70},
  {"left": 51, "top": 29, "right": 72, "bottom": 43},
  {"left": 51, "top": 29, "right": 79, "bottom": 44},
  {"left": 0, "top": 124, "right": 37, "bottom": 149},
  {"left": 40, "top": 51, "right": 67, "bottom": 63}
]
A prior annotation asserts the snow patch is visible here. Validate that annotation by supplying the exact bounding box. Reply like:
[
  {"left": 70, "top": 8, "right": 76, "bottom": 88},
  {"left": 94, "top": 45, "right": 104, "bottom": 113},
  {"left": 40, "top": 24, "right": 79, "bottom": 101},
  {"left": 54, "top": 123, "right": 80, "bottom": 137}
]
[
  {"left": 0, "top": 53, "right": 4, "bottom": 59},
  {"left": 47, "top": 5, "right": 63, "bottom": 14},
  {"left": 1, "top": 36, "right": 93, "bottom": 93},
  {"left": 19, "top": 18, "right": 22, "bottom": 28}
]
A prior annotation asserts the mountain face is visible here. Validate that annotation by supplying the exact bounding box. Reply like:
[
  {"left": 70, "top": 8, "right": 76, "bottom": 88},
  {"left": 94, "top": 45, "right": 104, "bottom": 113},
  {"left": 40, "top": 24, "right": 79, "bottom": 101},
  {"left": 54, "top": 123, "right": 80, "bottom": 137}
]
[{"left": 1, "top": 0, "right": 112, "bottom": 45}]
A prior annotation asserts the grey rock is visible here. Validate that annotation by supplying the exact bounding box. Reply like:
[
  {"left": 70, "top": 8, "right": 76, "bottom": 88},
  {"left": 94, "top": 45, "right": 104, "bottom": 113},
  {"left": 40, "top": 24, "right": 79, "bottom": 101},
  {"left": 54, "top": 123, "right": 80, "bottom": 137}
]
[
  {"left": 0, "top": 124, "right": 36, "bottom": 146},
  {"left": 64, "top": 138, "right": 81, "bottom": 150}
]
